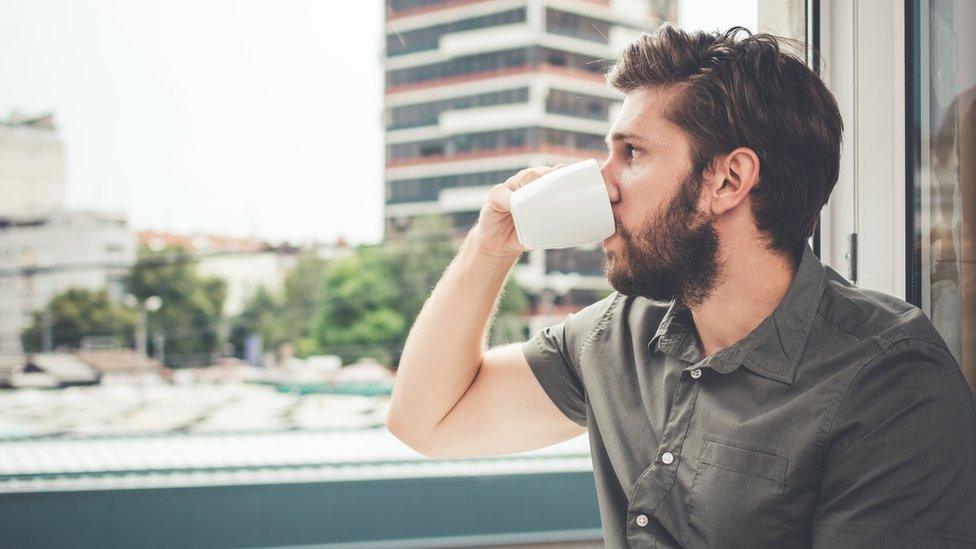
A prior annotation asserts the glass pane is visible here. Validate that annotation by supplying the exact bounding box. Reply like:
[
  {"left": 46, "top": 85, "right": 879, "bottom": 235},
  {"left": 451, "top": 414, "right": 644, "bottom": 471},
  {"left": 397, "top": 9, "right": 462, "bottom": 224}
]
[{"left": 915, "top": 0, "right": 976, "bottom": 391}]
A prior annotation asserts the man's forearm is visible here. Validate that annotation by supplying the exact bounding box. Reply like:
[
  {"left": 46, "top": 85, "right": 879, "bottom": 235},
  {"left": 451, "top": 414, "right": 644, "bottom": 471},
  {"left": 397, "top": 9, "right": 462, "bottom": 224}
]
[{"left": 386, "top": 225, "right": 521, "bottom": 442}]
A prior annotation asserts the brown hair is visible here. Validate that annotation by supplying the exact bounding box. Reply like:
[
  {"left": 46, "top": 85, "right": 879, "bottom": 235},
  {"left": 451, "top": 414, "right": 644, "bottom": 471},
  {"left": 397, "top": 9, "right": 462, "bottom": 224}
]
[{"left": 606, "top": 25, "right": 843, "bottom": 265}]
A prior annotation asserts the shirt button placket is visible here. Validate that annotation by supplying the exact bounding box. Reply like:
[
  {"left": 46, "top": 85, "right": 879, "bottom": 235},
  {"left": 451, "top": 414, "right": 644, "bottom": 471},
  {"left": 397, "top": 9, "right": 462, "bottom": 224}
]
[{"left": 628, "top": 358, "right": 704, "bottom": 547}]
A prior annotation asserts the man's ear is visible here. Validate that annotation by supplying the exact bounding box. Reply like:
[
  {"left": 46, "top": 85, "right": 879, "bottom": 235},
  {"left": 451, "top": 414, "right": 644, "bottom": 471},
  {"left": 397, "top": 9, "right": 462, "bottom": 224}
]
[{"left": 708, "top": 147, "right": 760, "bottom": 215}]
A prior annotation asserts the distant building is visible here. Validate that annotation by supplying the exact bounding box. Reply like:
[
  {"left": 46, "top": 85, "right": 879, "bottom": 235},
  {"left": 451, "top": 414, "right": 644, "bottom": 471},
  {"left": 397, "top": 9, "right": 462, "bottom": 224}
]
[
  {"left": 0, "top": 211, "right": 137, "bottom": 357},
  {"left": 0, "top": 111, "right": 138, "bottom": 358},
  {"left": 137, "top": 231, "right": 351, "bottom": 317},
  {"left": 382, "top": 0, "right": 672, "bottom": 332},
  {"left": 0, "top": 111, "right": 66, "bottom": 218}
]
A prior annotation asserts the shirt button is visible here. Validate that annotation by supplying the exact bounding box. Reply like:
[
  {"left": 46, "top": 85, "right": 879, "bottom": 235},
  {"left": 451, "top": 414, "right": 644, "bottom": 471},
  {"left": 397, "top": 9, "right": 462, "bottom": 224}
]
[
  {"left": 690, "top": 368, "right": 702, "bottom": 379},
  {"left": 661, "top": 451, "right": 675, "bottom": 465},
  {"left": 636, "top": 514, "right": 649, "bottom": 527}
]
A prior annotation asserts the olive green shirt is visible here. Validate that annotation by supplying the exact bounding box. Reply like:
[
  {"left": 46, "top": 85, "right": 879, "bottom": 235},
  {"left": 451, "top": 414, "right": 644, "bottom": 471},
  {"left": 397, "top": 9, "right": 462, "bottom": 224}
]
[{"left": 523, "top": 242, "right": 976, "bottom": 548}]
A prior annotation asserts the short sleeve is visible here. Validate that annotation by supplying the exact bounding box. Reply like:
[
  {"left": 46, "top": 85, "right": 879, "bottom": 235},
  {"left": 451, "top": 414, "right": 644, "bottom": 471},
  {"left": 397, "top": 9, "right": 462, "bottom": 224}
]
[
  {"left": 812, "top": 338, "right": 976, "bottom": 547},
  {"left": 521, "top": 292, "right": 618, "bottom": 428}
]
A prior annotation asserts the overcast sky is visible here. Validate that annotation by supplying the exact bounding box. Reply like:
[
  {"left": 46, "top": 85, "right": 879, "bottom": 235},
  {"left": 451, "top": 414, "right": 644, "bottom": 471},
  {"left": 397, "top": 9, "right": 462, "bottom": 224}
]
[{"left": 0, "top": 0, "right": 755, "bottom": 246}]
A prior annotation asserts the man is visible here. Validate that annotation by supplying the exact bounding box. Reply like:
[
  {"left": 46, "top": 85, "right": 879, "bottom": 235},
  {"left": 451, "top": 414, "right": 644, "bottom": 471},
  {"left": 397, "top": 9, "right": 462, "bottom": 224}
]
[{"left": 386, "top": 25, "right": 976, "bottom": 548}]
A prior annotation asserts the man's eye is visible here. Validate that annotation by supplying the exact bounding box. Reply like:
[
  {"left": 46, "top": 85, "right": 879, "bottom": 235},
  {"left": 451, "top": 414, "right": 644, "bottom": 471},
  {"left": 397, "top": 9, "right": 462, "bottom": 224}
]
[{"left": 624, "top": 143, "right": 640, "bottom": 160}]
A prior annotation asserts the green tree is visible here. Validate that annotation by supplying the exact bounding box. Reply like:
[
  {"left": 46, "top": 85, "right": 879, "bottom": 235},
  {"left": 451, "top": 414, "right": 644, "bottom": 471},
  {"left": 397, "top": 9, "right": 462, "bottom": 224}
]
[
  {"left": 488, "top": 276, "right": 530, "bottom": 346},
  {"left": 314, "top": 244, "right": 406, "bottom": 365},
  {"left": 21, "top": 288, "right": 137, "bottom": 352},
  {"left": 281, "top": 254, "right": 329, "bottom": 356},
  {"left": 226, "top": 254, "right": 330, "bottom": 360},
  {"left": 594, "top": 288, "right": 613, "bottom": 301},
  {"left": 312, "top": 214, "right": 530, "bottom": 366},
  {"left": 126, "top": 246, "right": 226, "bottom": 367},
  {"left": 228, "top": 286, "right": 285, "bottom": 359}
]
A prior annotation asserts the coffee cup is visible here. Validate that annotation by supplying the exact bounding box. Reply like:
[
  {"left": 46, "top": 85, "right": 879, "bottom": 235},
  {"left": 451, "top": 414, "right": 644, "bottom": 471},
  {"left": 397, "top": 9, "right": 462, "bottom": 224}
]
[{"left": 508, "top": 158, "right": 615, "bottom": 250}]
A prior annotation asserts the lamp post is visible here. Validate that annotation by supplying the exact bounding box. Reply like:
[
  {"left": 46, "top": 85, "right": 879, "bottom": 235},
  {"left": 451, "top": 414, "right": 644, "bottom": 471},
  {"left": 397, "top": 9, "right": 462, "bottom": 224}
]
[{"left": 126, "top": 294, "right": 162, "bottom": 399}]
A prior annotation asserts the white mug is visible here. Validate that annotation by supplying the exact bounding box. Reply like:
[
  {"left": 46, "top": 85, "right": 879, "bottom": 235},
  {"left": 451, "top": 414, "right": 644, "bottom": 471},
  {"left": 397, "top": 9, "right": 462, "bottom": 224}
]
[{"left": 508, "top": 158, "right": 615, "bottom": 250}]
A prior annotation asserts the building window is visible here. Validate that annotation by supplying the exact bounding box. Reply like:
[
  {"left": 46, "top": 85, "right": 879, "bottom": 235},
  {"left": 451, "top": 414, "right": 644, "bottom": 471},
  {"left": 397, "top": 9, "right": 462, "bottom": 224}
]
[
  {"left": 387, "top": 127, "right": 606, "bottom": 162},
  {"left": 387, "top": 169, "right": 520, "bottom": 204},
  {"left": 387, "top": 48, "right": 529, "bottom": 87},
  {"left": 386, "top": 47, "right": 611, "bottom": 89},
  {"left": 545, "top": 248, "right": 606, "bottom": 277},
  {"left": 541, "top": 128, "right": 607, "bottom": 151},
  {"left": 389, "top": 88, "right": 530, "bottom": 129},
  {"left": 908, "top": 0, "right": 975, "bottom": 389},
  {"left": 386, "top": 8, "right": 527, "bottom": 56},
  {"left": 545, "top": 8, "right": 611, "bottom": 44},
  {"left": 449, "top": 210, "right": 480, "bottom": 231},
  {"left": 545, "top": 89, "right": 617, "bottom": 121},
  {"left": 386, "top": 0, "right": 448, "bottom": 15}
]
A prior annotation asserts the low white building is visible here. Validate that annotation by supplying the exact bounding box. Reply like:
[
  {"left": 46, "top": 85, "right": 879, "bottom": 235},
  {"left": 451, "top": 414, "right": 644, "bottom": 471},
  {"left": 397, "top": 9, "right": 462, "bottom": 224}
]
[
  {"left": 196, "top": 251, "right": 299, "bottom": 317},
  {"left": 140, "top": 231, "right": 353, "bottom": 317},
  {"left": 0, "top": 211, "right": 137, "bottom": 357}
]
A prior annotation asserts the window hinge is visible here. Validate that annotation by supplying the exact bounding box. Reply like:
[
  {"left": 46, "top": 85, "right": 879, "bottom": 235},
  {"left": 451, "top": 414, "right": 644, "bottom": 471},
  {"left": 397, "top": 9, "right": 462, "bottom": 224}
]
[{"left": 845, "top": 233, "right": 858, "bottom": 285}]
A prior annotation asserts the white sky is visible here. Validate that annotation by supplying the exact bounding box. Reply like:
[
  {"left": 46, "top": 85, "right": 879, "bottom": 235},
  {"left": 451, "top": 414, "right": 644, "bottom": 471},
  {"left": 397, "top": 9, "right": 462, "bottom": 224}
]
[{"left": 0, "top": 0, "right": 755, "bottom": 246}]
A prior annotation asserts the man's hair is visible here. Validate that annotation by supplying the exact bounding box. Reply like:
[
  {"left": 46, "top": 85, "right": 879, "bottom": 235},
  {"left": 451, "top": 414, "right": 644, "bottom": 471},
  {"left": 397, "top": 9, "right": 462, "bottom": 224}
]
[{"left": 606, "top": 25, "right": 843, "bottom": 265}]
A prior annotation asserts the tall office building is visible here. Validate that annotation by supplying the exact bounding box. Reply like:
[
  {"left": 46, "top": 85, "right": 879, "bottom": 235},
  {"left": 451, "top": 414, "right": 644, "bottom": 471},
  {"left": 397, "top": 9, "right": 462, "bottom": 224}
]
[
  {"left": 0, "top": 112, "right": 65, "bottom": 218},
  {"left": 383, "top": 0, "right": 672, "bottom": 329}
]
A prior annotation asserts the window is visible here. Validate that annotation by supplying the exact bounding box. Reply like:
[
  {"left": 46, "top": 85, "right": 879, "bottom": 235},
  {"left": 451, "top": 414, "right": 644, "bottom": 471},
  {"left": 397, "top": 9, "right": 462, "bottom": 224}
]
[
  {"left": 908, "top": 0, "right": 975, "bottom": 385},
  {"left": 387, "top": 169, "right": 519, "bottom": 204},
  {"left": 546, "top": 89, "right": 617, "bottom": 121},
  {"left": 387, "top": 48, "right": 529, "bottom": 87},
  {"left": 387, "top": 127, "right": 606, "bottom": 162},
  {"left": 388, "top": 88, "right": 529, "bottom": 129},
  {"left": 387, "top": 8, "right": 526, "bottom": 56},
  {"left": 386, "top": 47, "right": 611, "bottom": 89},
  {"left": 545, "top": 248, "right": 606, "bottom": 277},
  {"left": 545, "top": 9, "right": 611, "bottom": 44}
]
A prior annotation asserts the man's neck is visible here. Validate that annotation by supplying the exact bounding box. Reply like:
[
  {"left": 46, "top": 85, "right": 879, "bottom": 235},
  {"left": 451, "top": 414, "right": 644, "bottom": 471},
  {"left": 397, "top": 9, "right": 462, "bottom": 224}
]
[{"left": 689, "top": 247, "right": 797, "bottom": 358}]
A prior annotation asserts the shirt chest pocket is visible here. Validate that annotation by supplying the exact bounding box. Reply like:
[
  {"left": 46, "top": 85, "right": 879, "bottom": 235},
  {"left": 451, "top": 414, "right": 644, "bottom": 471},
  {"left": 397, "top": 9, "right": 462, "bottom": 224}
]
[{"left": 682, "top": 439, "right": 790, "bottom": 547}]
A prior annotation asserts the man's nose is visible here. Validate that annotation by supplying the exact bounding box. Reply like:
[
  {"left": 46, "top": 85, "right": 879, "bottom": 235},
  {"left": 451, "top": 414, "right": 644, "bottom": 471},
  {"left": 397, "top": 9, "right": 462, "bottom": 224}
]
[{"left": 600, "top": 161, "right": 621, "bottom": 203}]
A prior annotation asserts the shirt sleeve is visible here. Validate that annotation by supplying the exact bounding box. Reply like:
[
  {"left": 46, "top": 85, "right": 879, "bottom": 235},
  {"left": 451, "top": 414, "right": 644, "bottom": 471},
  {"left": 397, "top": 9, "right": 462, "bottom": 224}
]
[
  {"left": 521, "top": 292, "right": 619, "bottom": 428},
  {"left": 811, "top": 338, "right": 976, "bottom": 548}
]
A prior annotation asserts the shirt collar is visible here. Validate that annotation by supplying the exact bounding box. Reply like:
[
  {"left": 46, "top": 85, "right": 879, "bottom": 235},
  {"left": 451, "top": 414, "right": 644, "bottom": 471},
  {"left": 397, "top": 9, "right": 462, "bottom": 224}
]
[{"left": 648, "top": 242, "right": 826, "bottom": 384}]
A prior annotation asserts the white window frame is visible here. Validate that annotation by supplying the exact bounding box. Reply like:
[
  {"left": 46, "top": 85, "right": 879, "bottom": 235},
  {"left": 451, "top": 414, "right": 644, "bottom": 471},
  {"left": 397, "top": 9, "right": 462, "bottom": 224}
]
[{"left": 817, "top": 0, "right": 907, "bottom": 299}]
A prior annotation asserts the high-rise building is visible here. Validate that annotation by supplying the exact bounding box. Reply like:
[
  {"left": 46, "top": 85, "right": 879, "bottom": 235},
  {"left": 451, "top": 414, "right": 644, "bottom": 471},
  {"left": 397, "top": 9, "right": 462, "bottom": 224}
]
[
  {"left": 382, "top": 0, "right": 672, "bottom": 331},
  {"left": 0, "top": 112, "right": 66, "bottom": 218}
]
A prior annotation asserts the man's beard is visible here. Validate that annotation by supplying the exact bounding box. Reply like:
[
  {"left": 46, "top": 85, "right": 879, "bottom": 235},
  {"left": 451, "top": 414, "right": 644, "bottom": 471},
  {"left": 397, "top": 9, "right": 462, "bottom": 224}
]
[{"left": 603, "top": 170, "right": 722, "bottom": 308}]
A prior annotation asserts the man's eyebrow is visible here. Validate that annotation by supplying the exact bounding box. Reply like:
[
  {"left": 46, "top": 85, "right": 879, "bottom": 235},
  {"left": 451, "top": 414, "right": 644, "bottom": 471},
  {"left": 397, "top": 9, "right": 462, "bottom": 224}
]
[{"left": 604, "top": 131, "right": 647, "bottom": 147}]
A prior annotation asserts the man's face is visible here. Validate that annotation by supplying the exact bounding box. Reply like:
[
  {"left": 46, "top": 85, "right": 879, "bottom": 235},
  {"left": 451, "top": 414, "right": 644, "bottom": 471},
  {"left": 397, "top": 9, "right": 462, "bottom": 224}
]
[{"left": 600, "top": 87, "right": 722, "bottom": 308}]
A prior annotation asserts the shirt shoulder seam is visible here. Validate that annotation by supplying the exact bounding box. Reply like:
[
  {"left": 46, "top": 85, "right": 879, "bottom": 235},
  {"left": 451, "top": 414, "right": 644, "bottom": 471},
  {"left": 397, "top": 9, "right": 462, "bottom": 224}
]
[
  {"left": 577, "top": 291, "right": 622, "bottom": 364},
  {"left": 817, "top": 305, "right": 950, "bottom": 354},
  {"left": 815, "top": 310, "right": 864, "bottom": 341},
  {"left": 816, "top": 336, "right": 956, "bottom": 464}
]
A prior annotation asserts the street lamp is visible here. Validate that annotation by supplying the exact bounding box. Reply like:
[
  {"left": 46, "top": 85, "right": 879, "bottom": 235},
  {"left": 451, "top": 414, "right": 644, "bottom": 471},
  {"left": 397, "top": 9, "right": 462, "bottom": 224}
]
[{"left": 125, "top": 294, "right": 163, "bottom": 396}]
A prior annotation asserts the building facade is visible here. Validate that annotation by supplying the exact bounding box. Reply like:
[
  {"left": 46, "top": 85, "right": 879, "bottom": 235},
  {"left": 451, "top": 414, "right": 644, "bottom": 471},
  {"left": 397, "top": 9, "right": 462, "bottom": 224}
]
[
  {"left": 0, "top": 211, "right": 137, "bottom": 357},
  {"left": 0, "top": 112, "right": 65, "bottom": 219},
  {"left": 138, "top": 231, "right": 352, "bottom": 318},
  {"left": 383, "top": 0, "right": 674, "bottom": 333}
]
